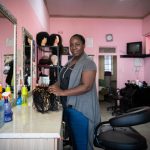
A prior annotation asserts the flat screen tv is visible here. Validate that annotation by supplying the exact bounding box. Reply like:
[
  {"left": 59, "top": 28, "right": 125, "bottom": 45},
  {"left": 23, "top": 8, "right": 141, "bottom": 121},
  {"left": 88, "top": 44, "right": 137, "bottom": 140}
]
[{"left": 127, "top": 42, "right": 142, "bottom": 55}]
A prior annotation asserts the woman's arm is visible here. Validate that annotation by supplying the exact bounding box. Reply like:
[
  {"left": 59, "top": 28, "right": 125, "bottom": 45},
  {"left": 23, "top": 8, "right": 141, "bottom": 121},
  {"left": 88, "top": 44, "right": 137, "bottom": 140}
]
[{"left": 48, "top": 70, "right": 96, "bottom": 96}]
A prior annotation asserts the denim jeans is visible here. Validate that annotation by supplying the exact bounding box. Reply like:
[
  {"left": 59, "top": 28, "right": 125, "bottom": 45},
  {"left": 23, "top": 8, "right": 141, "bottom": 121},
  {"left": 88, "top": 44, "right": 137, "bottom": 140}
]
[{"left": 65, "top": 107, "right": 88, "bottom": 150}]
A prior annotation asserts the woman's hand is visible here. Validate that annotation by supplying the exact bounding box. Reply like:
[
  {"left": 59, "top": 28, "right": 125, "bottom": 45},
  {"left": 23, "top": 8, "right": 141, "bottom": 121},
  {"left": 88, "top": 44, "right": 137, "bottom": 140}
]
[{"left": 48, "top": 84, "right": 64, "bottom": 96}]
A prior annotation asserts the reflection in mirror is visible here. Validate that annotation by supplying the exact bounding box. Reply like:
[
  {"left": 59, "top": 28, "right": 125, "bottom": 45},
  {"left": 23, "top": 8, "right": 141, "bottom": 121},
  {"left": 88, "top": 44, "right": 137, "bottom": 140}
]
[
  {"left": 22, "top": 28, "right": 33, "bottom": 93},
  {"left": 0, "top": 4, "right": 17, "bottom": 102}
]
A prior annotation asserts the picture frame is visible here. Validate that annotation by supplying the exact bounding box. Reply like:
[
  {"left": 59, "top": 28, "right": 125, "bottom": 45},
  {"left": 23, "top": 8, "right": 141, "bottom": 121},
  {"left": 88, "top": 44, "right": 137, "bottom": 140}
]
[{"left": 62, "top": 46, "right": 70, "bottom": 55}]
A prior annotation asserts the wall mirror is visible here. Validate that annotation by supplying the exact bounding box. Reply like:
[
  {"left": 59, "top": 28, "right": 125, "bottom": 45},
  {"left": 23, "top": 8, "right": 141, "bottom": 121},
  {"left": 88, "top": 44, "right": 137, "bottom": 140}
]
[
  {"left": 22, "top": 27, "right": 33, "bottom": 94},
  {"left": 0, "top": 4, "right": 17, "bottom": 102}
]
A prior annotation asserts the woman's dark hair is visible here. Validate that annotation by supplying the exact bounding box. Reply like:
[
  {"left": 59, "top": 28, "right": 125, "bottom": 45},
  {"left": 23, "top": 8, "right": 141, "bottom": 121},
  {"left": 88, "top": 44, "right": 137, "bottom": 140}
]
[
  {"left": 49, "top": 34, "right": 63, "bottom": 46},
  {"left": 70, "top": 34, "right": 85, "bottom": 44},
  {"left": 36, "top": 32, "right": 50, "bottom": 46}
]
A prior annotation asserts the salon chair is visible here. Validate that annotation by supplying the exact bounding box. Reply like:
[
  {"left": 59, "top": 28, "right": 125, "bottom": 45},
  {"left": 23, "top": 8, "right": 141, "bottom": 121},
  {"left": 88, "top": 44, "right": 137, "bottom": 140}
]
[
  {"left": 105, "top": 88, "right": 123, "bottom": 116},
  {"left": 94, "top": 106, "right": 150, "bottom": 150}
]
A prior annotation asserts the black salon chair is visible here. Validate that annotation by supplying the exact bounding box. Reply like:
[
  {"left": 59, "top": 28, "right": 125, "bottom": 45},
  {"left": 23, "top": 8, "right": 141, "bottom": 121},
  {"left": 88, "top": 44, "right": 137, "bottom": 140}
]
[{"left": 94, "top": 106, "right": 150, "bottom": 150}]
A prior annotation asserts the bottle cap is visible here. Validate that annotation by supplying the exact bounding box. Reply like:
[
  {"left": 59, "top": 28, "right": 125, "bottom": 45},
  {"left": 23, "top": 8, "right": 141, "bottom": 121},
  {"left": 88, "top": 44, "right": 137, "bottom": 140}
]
[{"left": 5, "top": 85, "right": 11, "bottom": 92}]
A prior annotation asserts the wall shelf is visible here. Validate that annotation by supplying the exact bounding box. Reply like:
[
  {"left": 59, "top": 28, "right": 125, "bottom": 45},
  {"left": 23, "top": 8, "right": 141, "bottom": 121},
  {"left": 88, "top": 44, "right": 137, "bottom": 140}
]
[{"left": 120, "top": 54, "right": 150, "bottom": 58}]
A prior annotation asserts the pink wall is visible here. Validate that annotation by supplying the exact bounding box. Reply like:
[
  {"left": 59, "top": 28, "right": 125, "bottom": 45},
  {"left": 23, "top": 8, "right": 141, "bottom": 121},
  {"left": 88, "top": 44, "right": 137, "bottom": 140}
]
[
  {"left": 142, "top": 14, "right": 150, "bottom": 84},
  {"left": 49, "top": 17, "right": 144, "bottom": 88},
  {"left": 0, "top": 0, "right": 49, "bottom": 48},
  {"left": 142, "top": 14, "right": 150, "bottom": 36},
  {"left": 0, "top": 0, "right": 50, "bottom": 88},
  {"left": 1, "top": 1, "right": 149, "bottom": 88},
  {"left": 144, "top": 58, "right": 150, "bottom": 83}
]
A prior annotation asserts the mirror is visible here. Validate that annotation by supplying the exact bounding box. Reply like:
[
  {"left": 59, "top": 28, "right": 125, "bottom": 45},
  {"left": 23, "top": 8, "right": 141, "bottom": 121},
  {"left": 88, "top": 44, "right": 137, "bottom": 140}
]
[
  {"left": 22, "top": 27, "right": 33, "bottom": 93},
  {"left": 99, "top": 55, "right": 117, "bottom": 100},
  {"left": 0, "top": 4, "right": 17, "bottom": 101}
]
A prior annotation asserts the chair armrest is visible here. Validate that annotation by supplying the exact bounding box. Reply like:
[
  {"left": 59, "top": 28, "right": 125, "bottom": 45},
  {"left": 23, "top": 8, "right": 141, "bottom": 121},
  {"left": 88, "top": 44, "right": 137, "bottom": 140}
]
[{"left": 94, "top": 121, "right": 109, "bottom": 136}]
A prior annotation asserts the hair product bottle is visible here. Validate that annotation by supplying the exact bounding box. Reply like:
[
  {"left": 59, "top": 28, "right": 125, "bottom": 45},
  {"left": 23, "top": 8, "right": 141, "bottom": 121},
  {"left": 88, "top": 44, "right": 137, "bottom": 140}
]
[
  {"left": 0, "top": 81, "right": 3, "bottom": 100},
  {"left": 16, "top": 90, "right": 22, "bottom": 105},
  {"left": 21, "top": 85, "right": 28, "bottom": 106},
  {"left": 3, "top": 92, "right": 13, "bottom": 122}
]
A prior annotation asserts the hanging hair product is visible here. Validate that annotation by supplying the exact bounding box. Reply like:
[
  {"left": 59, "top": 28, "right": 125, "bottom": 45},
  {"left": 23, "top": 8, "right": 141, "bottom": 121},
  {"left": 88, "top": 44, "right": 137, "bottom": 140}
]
[
  {"left": 49, "top": 34, "right": 63, "bottom": 55},
  {"left": 36, "top": 32, "right": 50, "bottom": 46}
]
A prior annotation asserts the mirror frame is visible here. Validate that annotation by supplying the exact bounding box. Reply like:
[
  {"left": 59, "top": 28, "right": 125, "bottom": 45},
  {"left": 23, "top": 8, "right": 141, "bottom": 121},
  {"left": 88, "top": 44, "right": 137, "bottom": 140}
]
[
  {"left": 22, "top": 27, "right": 33, "bottom": 94},
  {"left": 0, "top": 4, "right": 17, "bottom": 101}
]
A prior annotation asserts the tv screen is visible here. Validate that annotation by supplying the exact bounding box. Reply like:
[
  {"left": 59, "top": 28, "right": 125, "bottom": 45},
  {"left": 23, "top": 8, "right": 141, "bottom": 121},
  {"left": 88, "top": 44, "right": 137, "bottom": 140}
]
[{"left": 127, "top": 42, "right": 142, "bottom": 55}]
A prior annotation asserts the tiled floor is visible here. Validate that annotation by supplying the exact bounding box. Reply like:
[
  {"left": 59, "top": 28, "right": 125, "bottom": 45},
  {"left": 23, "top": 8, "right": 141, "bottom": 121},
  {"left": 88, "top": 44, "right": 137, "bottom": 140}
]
[{"left": 94, "top": 101, "right": 150, "bottom": 150}]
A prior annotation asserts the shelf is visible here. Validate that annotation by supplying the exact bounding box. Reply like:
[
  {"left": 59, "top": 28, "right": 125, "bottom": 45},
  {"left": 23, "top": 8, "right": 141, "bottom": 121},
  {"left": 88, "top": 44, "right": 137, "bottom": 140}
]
[
  {"left": 120, "top": 54, "right": 150, "bottom": 58},
  {"left": 37, "top": 46, "right": 59, "bottom": 52},
  {"left": 37, "top": 64, "right": 60, "bottom": 69}
]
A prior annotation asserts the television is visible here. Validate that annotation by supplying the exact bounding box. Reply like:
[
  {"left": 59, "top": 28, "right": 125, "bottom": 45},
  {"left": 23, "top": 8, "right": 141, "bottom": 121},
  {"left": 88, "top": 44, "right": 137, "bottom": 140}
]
[{"left": 127, "top": 41, "right": 142, "bottom": 55}]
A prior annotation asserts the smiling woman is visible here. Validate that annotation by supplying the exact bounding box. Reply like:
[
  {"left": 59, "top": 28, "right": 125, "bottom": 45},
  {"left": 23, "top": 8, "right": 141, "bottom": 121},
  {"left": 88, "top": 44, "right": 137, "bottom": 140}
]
[{"left": 0, "top": 4, "right": 17, "bottom": 102}]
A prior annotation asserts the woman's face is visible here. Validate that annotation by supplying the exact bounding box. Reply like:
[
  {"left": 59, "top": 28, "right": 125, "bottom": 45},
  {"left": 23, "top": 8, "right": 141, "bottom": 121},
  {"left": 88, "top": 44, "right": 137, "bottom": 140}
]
[{"left": 70, "top": 36, "right": 85, "bottom": 57}]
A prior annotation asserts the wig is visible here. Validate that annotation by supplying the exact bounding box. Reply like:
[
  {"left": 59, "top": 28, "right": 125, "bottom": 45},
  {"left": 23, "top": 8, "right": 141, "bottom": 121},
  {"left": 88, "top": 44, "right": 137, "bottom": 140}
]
[
  {"left": 49, "top": 34, "right": 63, "bottom": 55},
  {"left": 36, "top": 32, "right": 50, "bottom": 46}
]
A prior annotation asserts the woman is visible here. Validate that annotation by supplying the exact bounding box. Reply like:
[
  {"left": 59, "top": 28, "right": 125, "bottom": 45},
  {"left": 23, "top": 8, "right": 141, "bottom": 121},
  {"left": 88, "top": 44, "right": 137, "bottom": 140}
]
[{"left": 49, "top": 34, "right": 101, "bottom": 150}]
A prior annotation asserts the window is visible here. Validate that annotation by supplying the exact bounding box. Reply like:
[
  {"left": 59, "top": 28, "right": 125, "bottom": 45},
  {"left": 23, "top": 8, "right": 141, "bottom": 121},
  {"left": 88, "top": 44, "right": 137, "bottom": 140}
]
[{"left": 104, "top": 55, "right": 113, "bottom": 73}]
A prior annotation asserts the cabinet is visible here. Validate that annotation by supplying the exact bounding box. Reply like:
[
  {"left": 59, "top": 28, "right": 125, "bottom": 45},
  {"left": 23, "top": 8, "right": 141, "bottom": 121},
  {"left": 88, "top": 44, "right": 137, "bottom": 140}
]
[
  {"left": 36, "top": 46, "right": 61, "bottom": 86},
  {"left": 0, "top": 98, "right": 63, "bottom": 150}
]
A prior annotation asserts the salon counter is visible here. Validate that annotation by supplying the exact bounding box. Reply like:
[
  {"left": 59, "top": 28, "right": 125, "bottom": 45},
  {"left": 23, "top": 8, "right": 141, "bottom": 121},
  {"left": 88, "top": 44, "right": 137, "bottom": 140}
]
[{"left": 0, "top": 98, "right": 63, "bottom": 150}]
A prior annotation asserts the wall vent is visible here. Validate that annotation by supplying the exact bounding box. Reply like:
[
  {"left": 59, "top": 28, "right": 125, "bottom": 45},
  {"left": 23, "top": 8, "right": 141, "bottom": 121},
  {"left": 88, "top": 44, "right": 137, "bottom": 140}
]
[{"left": 99, "top": 47, "right": 116, "bottom": 53}]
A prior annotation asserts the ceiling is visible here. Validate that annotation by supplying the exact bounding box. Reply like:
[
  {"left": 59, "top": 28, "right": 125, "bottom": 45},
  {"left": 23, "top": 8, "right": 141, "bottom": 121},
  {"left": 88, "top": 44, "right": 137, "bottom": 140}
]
[{"left": 44, "top": 0, "right": 150, "bottom": 19}]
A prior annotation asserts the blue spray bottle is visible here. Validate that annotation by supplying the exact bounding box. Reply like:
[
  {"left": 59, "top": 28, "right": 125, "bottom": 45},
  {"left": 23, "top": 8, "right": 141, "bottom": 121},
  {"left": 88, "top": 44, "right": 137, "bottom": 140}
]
[{"left": 2, "top": 92, "right": 13, "bottom": 122}]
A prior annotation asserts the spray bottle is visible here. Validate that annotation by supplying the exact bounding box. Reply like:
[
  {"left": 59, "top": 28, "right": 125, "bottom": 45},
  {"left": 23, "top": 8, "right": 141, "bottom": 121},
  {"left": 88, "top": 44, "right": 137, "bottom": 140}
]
[{"left": 2, "top": 92, "right": 13, "bottom": 122}]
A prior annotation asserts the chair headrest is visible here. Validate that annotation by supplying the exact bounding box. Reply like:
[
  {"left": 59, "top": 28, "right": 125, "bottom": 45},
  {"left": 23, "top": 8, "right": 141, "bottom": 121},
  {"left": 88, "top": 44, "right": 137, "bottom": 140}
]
[{"left": 109, "top": 106, "right": 150, "bottom": 127}]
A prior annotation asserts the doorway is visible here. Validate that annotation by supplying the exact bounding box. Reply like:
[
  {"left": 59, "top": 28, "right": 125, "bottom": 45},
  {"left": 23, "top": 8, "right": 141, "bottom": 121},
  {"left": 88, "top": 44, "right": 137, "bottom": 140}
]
[{"left": 98, "top": 55, "right": 117, "bottom": 101}]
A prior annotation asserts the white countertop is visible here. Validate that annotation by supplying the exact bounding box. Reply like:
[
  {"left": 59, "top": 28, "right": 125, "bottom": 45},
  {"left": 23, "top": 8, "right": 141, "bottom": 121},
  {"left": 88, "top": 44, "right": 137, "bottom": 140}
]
[{"left": 0, "top": 98, "right": 63, "bottom": 139}]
